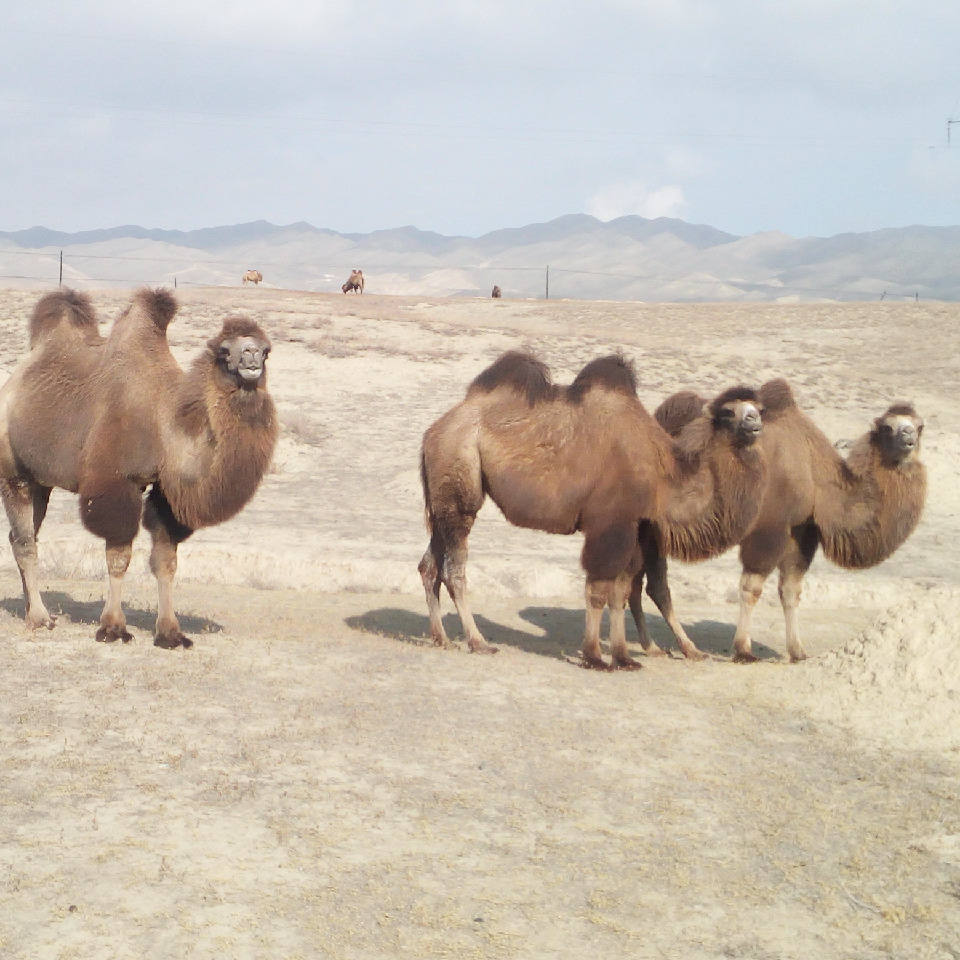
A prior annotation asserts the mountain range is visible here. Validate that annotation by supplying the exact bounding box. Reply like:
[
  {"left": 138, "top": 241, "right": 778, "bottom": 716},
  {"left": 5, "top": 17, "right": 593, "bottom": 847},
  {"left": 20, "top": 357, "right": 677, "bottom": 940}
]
[{"left": 3, "top": 214, "right": 959, "bottom": 301}]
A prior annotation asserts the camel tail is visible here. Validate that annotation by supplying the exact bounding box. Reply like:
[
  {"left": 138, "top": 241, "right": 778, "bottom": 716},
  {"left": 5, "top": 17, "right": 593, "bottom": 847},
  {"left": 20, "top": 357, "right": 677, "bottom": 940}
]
[
  {"left": 419, "top": 448, "right": 434, "bottom": 534},
  {"left": 28, "top": 288, "right": 98, "bottom": 347}
]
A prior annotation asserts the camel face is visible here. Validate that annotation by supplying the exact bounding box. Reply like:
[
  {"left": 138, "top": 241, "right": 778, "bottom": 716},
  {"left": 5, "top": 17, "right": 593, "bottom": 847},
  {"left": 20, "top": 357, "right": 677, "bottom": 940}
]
[
  {"left": 877, "top": 411, "right": 923, "bottom": 465},
  {"left": 215, "top": 333, "right": 271, "bottom": 387},
  {"left": 715, "top": 397, "right": 763, "bottom": 447}
]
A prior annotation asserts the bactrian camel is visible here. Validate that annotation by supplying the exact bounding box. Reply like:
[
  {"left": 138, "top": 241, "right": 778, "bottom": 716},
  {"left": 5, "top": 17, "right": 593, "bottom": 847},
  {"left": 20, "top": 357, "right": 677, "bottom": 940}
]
[
  {"left": 0, "top": 288, "right": 278, "bottom": 649},
  {"left": 342, "top": 269, "right": 364, "bottom": 294},
  {"left": 418, "top": 351, "right": 767, "bottom": 670},
  {"left": 650, "top": 378, "right": 926, "bottom": 662},
  {"left": 242, "top": 269, "right": 263, "bottom": 285}
]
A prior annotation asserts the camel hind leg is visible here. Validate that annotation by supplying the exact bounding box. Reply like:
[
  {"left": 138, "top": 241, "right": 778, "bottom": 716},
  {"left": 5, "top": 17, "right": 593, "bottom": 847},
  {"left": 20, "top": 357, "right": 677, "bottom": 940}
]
[
  {"left": 1, "top": 478, "right": 56, "bottom": 629},
  {"left": 418, "top": 519, "right": 497, "bottom": 654}
]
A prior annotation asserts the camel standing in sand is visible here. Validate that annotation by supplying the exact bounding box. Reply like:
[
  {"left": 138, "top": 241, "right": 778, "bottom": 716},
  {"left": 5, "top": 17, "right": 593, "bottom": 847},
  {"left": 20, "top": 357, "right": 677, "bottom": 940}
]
[
  {"left": 342, "top": 269, "right": 364, "bottom": 294},
  {"left": 418, "top": 351, "right": 767, "bottom": 669},
  {"left": 649, "top": 379, "right": 926, "bottom": 662},
  {"left": 491, "top": 286, "right": 502, "bottom": 298},
  {"left": 0, "top": 288, "right": 278, "bottom": 649},
  {"left": 242, "top": 269, "right": 263, "bottom": 285}
]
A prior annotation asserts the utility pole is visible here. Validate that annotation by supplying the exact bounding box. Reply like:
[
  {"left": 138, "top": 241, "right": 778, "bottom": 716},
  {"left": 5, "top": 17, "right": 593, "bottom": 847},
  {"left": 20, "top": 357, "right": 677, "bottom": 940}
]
[
  {"left": 59, "top": 251, "right": 63, "bottom": 287},
  {"left": 949, "top": 118, "right": 960, "bottom": 145},
  {"left": 545, "top": 265, "right": 550, "bottom": 300}
]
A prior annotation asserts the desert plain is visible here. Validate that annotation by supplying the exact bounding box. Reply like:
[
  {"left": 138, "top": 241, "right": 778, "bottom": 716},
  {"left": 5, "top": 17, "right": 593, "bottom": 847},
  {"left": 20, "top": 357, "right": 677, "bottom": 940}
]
[{"left": 0, "top": 285, "right": 959, "bottom": 959}]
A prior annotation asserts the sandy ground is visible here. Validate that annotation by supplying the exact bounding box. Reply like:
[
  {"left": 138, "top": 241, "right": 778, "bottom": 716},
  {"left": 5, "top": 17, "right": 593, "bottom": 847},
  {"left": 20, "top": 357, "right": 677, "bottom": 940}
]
[{"left": 1, "top": 287, "right": 959, "bottom": 959}]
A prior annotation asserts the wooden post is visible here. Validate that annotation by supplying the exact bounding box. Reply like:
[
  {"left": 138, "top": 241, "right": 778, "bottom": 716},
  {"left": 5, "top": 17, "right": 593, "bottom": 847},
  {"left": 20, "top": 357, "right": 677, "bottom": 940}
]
[
  {"left": 545, "top": 265, "right": 550, "bottom": 300},
  {"left": 59, "top": 251, "right": 63, "bottom": 287}
]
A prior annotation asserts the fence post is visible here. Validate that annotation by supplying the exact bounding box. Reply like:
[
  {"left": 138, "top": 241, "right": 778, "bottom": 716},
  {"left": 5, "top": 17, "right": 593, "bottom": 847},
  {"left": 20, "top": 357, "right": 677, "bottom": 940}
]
[
  {"left": 545, "top": 265, "right": 549, "bottom": 300},
  {"left": 59, "top": 251, "right": 63, "bottom": 287}
]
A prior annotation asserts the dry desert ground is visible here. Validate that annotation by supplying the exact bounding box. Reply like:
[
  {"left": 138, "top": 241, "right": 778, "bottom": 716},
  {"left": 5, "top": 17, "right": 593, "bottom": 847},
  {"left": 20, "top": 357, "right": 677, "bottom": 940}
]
[{"left": 1, "top": 286, "right": 959, "bottom": 959}]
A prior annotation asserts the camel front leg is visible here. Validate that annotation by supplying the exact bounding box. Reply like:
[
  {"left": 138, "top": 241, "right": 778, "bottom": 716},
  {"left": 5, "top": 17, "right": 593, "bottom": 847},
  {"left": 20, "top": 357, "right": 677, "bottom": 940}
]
[
  {"left": 142, "top": 488, "right": 193, "bottom": 649},
  {"left": 732, "top": 571, "right": 767, "bottom": 663},
  {"left": 1, "top": 479, "right": 56, "bottom": 630},
  {"left": 97, "top": 543, "right": 133, "bottom": 643},
  {"left": 777, "top": 530, "right": 818, "bottom": 663},
  {"left": 639, "top": 547, "right": 706, "bottom": 660}
]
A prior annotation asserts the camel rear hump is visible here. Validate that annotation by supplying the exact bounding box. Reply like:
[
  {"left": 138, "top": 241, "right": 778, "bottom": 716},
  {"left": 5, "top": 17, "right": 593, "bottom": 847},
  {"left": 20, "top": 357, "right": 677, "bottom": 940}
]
[{"left": 28, "top": 289, "right": 100, "bottom": 348}]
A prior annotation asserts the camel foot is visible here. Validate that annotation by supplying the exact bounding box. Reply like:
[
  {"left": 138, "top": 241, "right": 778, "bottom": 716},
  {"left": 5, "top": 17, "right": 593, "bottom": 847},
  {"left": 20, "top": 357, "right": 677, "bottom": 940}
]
[
  {"left": 788, "top": 651, "right": 808, "bottom": 663},
  {"left": 26, "top": 613, "right": 58, "bottom": 631},
  {"left": 431, "top": 634, "right": 456, "bottom": 649},
  {"left": 610, "top": 655, "right": 644, "bottom": 671},
  {"left": 578, "top": 652, "right": 611, "bottom": 671},
  {"left": 641, "top": 644, "right": 669, "bottom": 658},
  {"left": 467, "top": 638, "right": 499, "bottom": 655},
  {"left": 96, "top": 624, "right": 133, "bottom": 644},
  {"left": 732, "top": 651, "right": 758, "bottom": 664},
  {"left": 679, "top": 646, "right": 709, "bottom": 662},
  {"left": 154, "top": 631, "right": 193, "bottom": 650}
]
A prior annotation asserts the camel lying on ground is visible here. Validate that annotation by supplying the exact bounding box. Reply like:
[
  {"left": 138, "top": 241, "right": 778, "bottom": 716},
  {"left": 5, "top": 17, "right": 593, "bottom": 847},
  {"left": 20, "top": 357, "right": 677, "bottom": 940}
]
[
  {"left": 649, "top": 379, "right": 926, "bottom": 662},
  {"left": 0, "top": 288, "right": 278, "bottom": 649},
  {"left": 342, "top": 269, "right": 364, "bottom": 294},
  {"left": 242, "top": 269, "right": 263, "bottom": 285},
  {"left": 418, "top": 351, "right": 767, "bottom": 669}
]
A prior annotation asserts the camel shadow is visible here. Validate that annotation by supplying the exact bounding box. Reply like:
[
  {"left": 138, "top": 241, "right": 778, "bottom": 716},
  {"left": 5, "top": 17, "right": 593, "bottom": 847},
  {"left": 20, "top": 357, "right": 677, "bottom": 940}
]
[
  {"left": 0, "top": 591, "right": 222, "bottom": 637},
  {"left": 346, "top": 605, "right": 781, "bottom": 662}
]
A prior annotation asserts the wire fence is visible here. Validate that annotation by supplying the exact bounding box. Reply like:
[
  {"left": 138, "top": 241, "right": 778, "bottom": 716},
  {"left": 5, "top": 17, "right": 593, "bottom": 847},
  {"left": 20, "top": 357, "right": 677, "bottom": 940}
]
[{"left": 0, "top": 245, "right": 944, "bottom": 301}]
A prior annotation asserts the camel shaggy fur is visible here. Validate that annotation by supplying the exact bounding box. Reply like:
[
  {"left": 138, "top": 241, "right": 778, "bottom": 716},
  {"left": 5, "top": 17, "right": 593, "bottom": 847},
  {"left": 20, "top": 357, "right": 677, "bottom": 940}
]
[
  {"left": 0, "top": 288, "right": 278, "bottom": 649},
  {"left": 651, "top": 379, "right": 926, "bottom": 662},
  {"left": 342, "top": 269, "right": 364, "bottom": 294},
  {"left": 242, "top": 269, "right": 263, "bottom": 285},
  {"left": 418, "top": 351, "right": 766, "bottom": 669},
  {"left": 491, "top": 285, "right": 502, "bottom": 298}
]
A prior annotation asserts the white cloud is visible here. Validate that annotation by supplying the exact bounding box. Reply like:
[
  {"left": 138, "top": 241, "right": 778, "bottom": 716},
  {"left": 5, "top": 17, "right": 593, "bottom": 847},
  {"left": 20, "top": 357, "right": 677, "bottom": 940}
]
[{"left": 587, "top": 180, "right": 687, "bottom": 221}]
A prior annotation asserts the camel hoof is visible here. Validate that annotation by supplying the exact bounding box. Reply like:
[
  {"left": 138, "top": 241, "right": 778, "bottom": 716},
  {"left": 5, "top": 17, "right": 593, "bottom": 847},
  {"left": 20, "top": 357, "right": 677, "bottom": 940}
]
[
  {"left": 642, "top": 646, "right": 670, "bottom": 658},
  {"left": 468, "top": 641, "right": 499, "bottom": 655},
  {"left": 789, "top": 652, "right": 808, "bottom": 663},
  {"left": 154, "top": 632, "right": 192, "bottom": 650},
  {"left": 732, "top": 651, "right": 758, "bottom": 664},
  {"left": 611, "top": 657, "right": 644, "bottom": 671},
  {"left": 96, "top": 624, "right": 133, "bottom": 643},
  {"left": 578, "top": 654, "right": 611, "bottom": 671},
  {"left": 27, "top": 614, "right": 58, "bottom": 632}
]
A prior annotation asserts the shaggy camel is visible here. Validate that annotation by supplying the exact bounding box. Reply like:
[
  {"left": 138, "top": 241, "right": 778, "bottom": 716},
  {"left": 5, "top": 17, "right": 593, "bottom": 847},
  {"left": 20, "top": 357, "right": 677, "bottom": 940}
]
[
  {"left": 342, "top": 269, "right": 364, "bottom": 294},
  {"left": 491, "top": 285, "right": 502, "bottom": 298},
  {"left": 242, "top": 269, "right": 263, "bottom": 285},
  {"left": 650, "top": 379, "right": 926, "bottom": 662},
  {"left": 418, "top": 351, "right": 766, "bottom": 670},
  {"left": 0, "top": 288, "right": 278, "bottom": 649}
]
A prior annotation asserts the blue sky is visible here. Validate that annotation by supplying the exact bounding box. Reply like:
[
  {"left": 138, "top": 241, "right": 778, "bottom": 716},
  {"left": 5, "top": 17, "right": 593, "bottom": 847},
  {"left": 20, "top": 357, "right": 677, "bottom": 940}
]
[{"left": 2, "top": 1, "right": 959, "bottom": 238}]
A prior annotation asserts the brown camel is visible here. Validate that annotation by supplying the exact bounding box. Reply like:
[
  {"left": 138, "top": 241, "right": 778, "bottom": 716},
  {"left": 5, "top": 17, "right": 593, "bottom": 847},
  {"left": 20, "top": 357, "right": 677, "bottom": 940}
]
[
  {"left": 342, "top": 269, "right": 364, "bottom": 294},
  {"left": 491, "top": 285, "right": 502, "bottom": 298},
  {"left": 649, "top": 379, "right": 926, "bottom": 662},
  {"left": 242, "top": 269, "right": 263, "bottom": 285},
  {"left": 418, "top": 351, "right": 767, "bottom": 670},
  {"left": 0, "top": 288, "right": 278, "bottom": 649}
]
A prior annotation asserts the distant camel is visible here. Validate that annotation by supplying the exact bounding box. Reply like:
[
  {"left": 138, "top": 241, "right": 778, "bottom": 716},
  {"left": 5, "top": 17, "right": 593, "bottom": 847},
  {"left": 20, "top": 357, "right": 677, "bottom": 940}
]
[
  {"left": 418, "top": 352, "right": 766, "bottom": 669},
  {"left": 491, "top": 286, "right": 502, "bottom": 298},
  {"left": 242, "top": 269, "right": 263, "bottom": 285},
  {"left": 0, "top": 288, "right": 278, "bottom": 649},
  {"left": 650, "top": 379, "right": 926, "bottom": 662},
  {"left": 342, "top": 269, "right": 364, "bottom": 294}
]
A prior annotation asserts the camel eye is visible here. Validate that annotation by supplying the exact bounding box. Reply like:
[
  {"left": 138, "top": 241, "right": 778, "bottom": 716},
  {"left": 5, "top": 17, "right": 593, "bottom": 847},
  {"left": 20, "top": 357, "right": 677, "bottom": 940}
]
[{"left": 217, "top": 344, "right": 230, "bottom": 360}]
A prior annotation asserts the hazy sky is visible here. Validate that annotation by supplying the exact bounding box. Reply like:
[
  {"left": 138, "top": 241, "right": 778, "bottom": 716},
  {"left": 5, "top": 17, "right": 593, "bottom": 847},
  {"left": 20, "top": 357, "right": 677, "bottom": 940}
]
[{"left": 3, "top": 1, "right": 959, "bottom": 238}]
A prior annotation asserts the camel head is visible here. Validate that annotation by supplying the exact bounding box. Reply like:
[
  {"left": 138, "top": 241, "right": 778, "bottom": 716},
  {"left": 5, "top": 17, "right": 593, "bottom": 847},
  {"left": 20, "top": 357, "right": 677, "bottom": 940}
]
[
  {"left": 208, "top": 318, "right": 271, "bottom": 390},
  {"left": 871, "top": 403, "right": 923, "bottom": 467},
  {"left": 707, "top": 386, "right": 763, "bottom": 447}
]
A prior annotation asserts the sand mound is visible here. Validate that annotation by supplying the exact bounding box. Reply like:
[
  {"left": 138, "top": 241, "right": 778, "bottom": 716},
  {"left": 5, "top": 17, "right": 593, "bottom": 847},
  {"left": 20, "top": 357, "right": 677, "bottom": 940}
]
[{"left": 793, "top": 586, "right": 960, "bottom": 757}]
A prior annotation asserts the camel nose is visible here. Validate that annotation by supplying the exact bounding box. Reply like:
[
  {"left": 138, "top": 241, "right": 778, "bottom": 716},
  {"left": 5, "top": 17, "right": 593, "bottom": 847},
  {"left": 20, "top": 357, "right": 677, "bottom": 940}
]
[
  {"left": 739, "top": 406, "right": 762, "bottom": 440},
  {"left": 897, "top": 423, "right": 918, "bottom": 450},
  {"left": 237, "top": 342, "right": 266, "bottom": 382}
]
